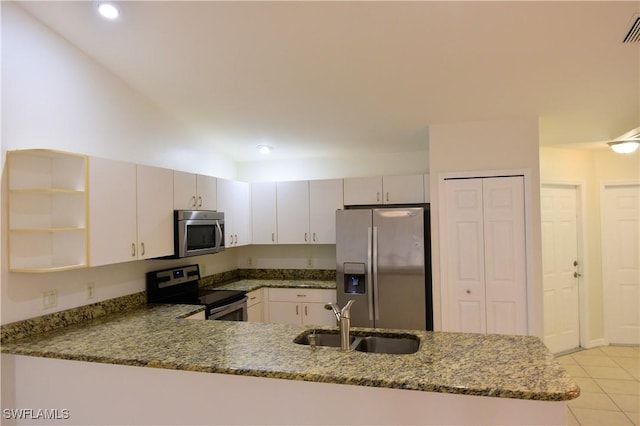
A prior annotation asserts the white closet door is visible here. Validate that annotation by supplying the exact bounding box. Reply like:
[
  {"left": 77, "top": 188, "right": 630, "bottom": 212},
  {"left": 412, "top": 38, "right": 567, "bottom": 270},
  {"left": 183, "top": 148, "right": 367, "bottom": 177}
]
[
  {"left": 483, "top": 176, "right": 527, "bottom": 335},
  {"left": 602, "top": 185, "right": 640, "bottom": 344},
  {"left": 444, "top": 178, "right": 486, "bottom": 333},
  {"left": 443, "top": 176, "right": 527, "bottom": 335}
]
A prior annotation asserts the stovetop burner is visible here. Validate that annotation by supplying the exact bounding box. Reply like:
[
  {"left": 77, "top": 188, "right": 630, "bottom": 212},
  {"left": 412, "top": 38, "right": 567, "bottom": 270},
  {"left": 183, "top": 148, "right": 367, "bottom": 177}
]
[{"left": 146, "top": 265, "right": 246, "bottom": 311}]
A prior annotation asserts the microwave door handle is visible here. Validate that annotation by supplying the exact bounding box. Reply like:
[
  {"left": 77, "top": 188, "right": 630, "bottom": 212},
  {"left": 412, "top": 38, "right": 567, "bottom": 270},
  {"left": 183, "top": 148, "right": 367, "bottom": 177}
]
[{"left": 216, "top": 221, "right": 223, "bottom": 249}]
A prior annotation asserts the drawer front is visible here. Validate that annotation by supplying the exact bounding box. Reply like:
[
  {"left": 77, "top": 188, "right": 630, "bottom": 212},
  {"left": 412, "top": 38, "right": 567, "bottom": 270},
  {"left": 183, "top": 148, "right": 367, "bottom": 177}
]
[
  {"left": 268, "top": 288, "right": 336, "bottom": 303},
  {"left": 246, "top": 289, "right": 263, "bottom": 307}
]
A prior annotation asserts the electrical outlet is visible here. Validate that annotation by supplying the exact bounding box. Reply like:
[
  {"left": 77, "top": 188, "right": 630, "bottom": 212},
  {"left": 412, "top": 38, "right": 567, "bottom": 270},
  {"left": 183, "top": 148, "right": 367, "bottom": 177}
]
[
  {"left": 247, "top": 257, "right": 253, "bottom": 266},
  {"left": 307, "top": 258, "right": 313, "bottom": 267},
  {"left": 87, "top": 283, "right": 95, "bottom": 300},
  {"left": 42, "top": 290, "right": 57, "bottom": 309}
]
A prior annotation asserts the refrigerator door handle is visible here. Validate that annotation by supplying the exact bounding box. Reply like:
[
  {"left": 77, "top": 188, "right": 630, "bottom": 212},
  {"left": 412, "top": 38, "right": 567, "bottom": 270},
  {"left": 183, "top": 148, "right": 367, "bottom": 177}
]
[
  {"left": 367, "top": 226, "right": 374, "bottom": 321},
  {"left": 372, "top": 226, "right": 380, "bottom": 321}
]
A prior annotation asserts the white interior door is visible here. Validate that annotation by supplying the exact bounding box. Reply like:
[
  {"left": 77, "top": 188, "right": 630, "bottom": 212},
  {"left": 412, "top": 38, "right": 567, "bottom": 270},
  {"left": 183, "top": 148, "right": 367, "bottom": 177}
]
[
  {"left": 443, "top": 176, "right": 527, "bottom": 335},
  {"left": 541, "top": 185, "right": 580, "bottom": 353},
  {"left": 602, "top": 184, "right": 640, "bottom": 344},
  {"left": 483, "top": 177, "right": 527, "bottom": 335},
  {"left": 444, "top": 178, "right": 486, "bottom": 333}
]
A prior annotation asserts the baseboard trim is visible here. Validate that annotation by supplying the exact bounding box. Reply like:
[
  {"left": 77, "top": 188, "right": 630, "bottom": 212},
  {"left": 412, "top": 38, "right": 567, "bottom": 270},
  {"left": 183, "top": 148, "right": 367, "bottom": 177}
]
[{"left": 584, "top": 338, "right": 608, "bottom": 349}]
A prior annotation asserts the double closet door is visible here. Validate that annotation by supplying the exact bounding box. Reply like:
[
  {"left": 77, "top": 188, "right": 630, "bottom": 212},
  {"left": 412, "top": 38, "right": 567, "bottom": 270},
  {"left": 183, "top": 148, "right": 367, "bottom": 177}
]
[{"left": 443, "top": 176, "right": 528, "bottom": 335}]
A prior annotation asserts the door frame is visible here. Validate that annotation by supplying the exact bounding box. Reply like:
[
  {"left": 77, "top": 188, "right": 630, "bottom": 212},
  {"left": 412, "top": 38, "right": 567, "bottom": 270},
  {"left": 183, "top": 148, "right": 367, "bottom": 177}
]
[
  {"left": 541, "top": 181, "right": 590, "bottom": 351},
  {"left": 437, "top": 169, "right": 536, "bottom": 335},
  {"left": 600, "top": 181, "right": 640, "bottom": 345}
]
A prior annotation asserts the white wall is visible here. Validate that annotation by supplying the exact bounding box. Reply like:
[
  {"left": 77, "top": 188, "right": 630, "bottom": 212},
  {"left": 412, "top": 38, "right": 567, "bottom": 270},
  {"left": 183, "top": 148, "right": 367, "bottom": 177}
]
[
  {"left": 0, "top": 3, "right": 240, "bottom": 324},
  {"left": 428, "top": 118, "right": 543, "bottom": 336},
  {"left": 237, "top": 150, "right": 429, "bottom": 182}
]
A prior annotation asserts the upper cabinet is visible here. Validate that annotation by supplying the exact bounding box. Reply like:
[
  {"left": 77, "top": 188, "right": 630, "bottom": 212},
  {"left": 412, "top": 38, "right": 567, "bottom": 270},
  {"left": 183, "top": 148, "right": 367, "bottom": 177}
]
[
  {"left": 276, "top": 181, "right": 310, "bottom": 244},
  {"left": 309, "top": 179, "right": 344, "bottom": 244},
  {"left": 7, "top": 150, "right": 88, "bottom": 272},
  {"left": 217, "top": 178, "right": 250, "bottom": 247},
  {"left": 279, "top": 180, "right": 345, "bottom": 244},
  {"left": 173, "top": 171, "right": 217, "bottom": 211},
  {"left": 251, "top": 182, "right": 277, "bottom": 244},
  {"left": 343, "top": 175, "right": 425, "bottom": 205},
  {"left": 89, "top": 158, "right": 174, "bottom": 266}
]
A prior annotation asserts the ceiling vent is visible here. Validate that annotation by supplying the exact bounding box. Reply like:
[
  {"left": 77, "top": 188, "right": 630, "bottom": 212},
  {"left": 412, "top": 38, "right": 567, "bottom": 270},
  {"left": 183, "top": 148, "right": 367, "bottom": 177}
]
[{"left": 623, "top": 14, "right": 640, "bottom": 43}]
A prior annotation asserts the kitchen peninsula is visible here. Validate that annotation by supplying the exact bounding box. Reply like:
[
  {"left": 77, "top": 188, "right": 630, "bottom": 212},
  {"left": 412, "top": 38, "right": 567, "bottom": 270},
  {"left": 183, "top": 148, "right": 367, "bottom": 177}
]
[{"left": 1, "top": 302, "right": 578, "bottom": 425}]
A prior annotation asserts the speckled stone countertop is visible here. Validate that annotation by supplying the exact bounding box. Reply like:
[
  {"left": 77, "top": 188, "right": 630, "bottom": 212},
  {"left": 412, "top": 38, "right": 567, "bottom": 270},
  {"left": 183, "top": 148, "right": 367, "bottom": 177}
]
[
  {"left": 0, "top": 303, "right": 579, "bottom": 402},
  {"left": 208, "top": 279, "right": 336, "bottom": 292}
]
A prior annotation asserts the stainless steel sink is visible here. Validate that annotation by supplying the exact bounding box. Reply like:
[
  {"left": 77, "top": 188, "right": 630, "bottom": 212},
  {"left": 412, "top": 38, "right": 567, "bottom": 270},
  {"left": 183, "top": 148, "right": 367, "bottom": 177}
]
[
  {"left": 294, "top": 331, "right": 358, "bottom": 348},
  {"left": 354, "top": 335, "right": 419, "bottom": 354},
  {"left": 294, "top": 330, "right": 420, "bottom": 354}
]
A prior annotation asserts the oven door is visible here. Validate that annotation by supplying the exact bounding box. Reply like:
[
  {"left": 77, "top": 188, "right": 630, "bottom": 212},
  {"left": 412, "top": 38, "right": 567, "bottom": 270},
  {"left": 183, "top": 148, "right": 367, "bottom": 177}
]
[{"left": 207, "top": 297, "right": 248, "bottom": 321}]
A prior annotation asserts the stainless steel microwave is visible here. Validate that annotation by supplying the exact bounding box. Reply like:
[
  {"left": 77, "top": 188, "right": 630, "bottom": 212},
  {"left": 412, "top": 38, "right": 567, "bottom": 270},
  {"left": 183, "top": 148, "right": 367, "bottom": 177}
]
[{"left": 172, "top": 210, "right": 225, "bottom": 258}]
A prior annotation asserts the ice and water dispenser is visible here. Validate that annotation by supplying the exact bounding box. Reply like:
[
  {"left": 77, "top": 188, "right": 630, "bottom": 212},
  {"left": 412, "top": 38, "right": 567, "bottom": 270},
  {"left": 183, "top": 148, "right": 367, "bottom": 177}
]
[{"left": 343, "top": 262, "right": 366, "bottom": 294}]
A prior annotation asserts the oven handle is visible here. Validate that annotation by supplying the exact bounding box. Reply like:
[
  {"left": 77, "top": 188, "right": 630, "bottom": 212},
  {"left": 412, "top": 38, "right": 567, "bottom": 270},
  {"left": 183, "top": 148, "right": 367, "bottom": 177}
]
[{"left": 208, "top": 296, "right": 248, "bottom": 320}]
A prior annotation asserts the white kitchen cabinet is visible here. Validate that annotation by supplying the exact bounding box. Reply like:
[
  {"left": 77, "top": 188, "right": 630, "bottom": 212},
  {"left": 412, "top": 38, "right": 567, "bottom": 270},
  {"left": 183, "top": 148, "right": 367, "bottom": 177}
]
[
  {"left": 423, "top": 174, "right": 430, "bottom": 202},
  {"left": 173, "top": 171, "right": 217, "bottom": 210},
  {"left": 89, "top": 158, "right": 174, "bottom": 266},
  {"left": 343, "top": 176, "right": 383, "bottom": 205},
  {"left": 267, "top": 288, "right": 337, "bottom": 326},
  {"left": 7, "top": 149, "right": 88, "bottom": 272},
  {"left": 273, "top": 179, "right": 343, "bottom": 245},
  {"left": 442, "top": 176, "right": 527, "bottom": 335},
  {"left": 251, "top": 182, "right": 277, "bottom": 244},
  {"left": 343, "top": 175, "right": 424, "bottom": 205},
  {"left": 217, "top": 178, "right": 250, "bottom": 247},
  {"left": 309, "top": 179, "right": 344, "bottom": 244},
  {"left": 246, "top": 289, "right": 264, "bottom": 322},
  {"left": 276, "top": 181, "right": 310, "bottom": 244}
]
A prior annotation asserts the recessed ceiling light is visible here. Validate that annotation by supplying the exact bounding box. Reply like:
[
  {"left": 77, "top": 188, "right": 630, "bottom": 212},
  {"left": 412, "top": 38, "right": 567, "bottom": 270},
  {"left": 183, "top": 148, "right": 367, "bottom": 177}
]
[
  {"left": 97, "top": 2, "right": 120, "bottom": 20},
  {"left": 257, "top": 145, "right": 274, "bottom": 155}
]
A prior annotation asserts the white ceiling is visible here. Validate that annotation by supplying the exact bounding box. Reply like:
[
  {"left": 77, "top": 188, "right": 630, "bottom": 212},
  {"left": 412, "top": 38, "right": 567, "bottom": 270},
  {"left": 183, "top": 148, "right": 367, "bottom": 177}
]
[{"left": 15, "top": 1, "right": 640, "bottom": 162}]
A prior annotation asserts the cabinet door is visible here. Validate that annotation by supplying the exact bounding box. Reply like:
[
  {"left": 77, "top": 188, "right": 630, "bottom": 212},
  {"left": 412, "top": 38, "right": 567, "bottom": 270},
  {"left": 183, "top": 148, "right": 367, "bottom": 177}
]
[
  {"left": 343, "top": 176, "right": 382, "bottom": 205},
  {"left": 173, "top": 171, "right": 197, "bottom": 210},
  {"left": 89, "top": 157, "right": 138, "bottom": 266},
  {"left": 217, "top": 178, "right": 235, "bottom": 246},
  {"left": 268, "top": 301, "right": 301, "bottom": 325},
  {"left": 136, "top": 165, "right": 174, "bottom": 259},
  {"left": 309, "top": 179, "right": 343, "bottom": 244},
  {"left": 251, "top": 182, "right": 277, "bottom": 244},
  {"left": 383, "top": 175, "right": 424, "bottom": 204},
  {"left": 196, "top": 174, "right": 217, "bottom": 210},
  {"left": 233, "top": 181, "right": 251, "bottom": 246},
  {"left": 302, "top": 303, "right": 338, "bottom": 326},
  {"left": 277, "top": 181, "right": 310, "bottom": 244}
]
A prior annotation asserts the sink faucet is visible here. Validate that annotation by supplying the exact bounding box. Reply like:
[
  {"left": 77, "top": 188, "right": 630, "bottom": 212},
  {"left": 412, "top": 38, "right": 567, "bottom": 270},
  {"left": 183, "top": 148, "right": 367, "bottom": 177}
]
[{"left": 324, "top": 300, "right": 355, "bottom": 351}]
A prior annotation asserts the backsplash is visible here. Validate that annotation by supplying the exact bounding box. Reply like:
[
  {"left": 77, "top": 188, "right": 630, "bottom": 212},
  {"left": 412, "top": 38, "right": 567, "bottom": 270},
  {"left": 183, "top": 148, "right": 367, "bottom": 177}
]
[{"left": 1, "top": 269, "right": 336, "bottom": 343}]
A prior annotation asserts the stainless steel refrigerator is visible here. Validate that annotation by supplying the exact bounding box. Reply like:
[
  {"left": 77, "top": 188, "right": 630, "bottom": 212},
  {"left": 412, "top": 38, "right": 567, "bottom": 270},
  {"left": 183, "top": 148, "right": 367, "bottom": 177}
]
[{"left": 336, "top": 207, "right": 432, "bottom": 330}]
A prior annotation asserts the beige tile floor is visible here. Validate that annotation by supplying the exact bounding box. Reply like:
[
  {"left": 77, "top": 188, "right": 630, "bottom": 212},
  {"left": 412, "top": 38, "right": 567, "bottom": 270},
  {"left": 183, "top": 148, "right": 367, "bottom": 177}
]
[{"left": 558, "top": 345, "right": 639, "bottom": 425}]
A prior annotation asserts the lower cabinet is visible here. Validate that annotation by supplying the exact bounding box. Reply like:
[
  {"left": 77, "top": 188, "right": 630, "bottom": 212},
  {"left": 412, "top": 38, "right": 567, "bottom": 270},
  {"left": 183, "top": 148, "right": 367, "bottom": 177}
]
[
  {"left": 246, "top": 289, "right": 264, "bottom": 322},
  {"left": 266, "top": 288, "right": 337, "bottom": 326}
]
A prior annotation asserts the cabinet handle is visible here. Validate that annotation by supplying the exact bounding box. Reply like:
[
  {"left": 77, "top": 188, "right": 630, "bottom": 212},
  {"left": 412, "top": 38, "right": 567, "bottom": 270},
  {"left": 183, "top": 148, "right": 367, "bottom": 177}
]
[
  {"left": 197, "top": 196, "right": 203, "bottom": 208},
  {"left": 304, "top": 233, "right": 308, "bottom": 242},
  {"left": 234, "top": 234, "right": 238, "bottom": 244},
  {"left": 250, "top": 296, "right": 256, "bottom": 301},
  {"left": 305, "top": 306, "right": 308, "bottom": 316},
  {"left": 466, "top": 290, "right": 471, "bottom": 294},
  {"left": 271, "top": 233, "right": 275, "bottom": 242},
  {"left": 313, "top": 232, "right": 317, "bottom": 242},
  {"left": 141, "top": 242, "right": 145, "bottom": 256},
  {"left": 296, "top": 305, "right": 299, "bottom": 315},
  {"left": 574, "top": 272, "right": 582, "bottom": 278},
  {"left": 131, "top": 243, "right": 136, "bottom": 257},
  {"left": 377, "top": 192, "right": 380, "bottom": 202},
  {"left": 386, "top": 192, "right": 389, "bottom": 202},
  {"left": 297, "top": 294, "right": 307, "bottom": 298},
  {"left": 191, "top": 196, "right": 196, "bottom": 208}
]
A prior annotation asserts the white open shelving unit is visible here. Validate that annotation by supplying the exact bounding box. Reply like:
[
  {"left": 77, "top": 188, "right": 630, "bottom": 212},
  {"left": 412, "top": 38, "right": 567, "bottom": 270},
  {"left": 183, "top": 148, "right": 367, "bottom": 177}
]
[{"left": 7, "top": 149, "right": 88, "bottom": 272}]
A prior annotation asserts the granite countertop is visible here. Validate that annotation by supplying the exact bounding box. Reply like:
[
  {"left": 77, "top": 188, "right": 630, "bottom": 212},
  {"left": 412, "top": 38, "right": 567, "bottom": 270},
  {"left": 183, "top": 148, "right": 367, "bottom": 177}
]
[
  {"left": 207, "top": 279, "right": 337, "bottom": 292},
  {"left": 0, "top": 304, "right": 579, "bottom": 402}
]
